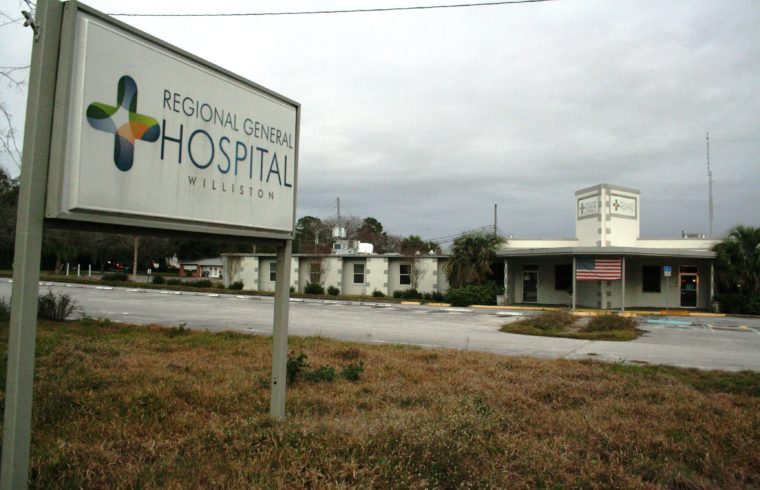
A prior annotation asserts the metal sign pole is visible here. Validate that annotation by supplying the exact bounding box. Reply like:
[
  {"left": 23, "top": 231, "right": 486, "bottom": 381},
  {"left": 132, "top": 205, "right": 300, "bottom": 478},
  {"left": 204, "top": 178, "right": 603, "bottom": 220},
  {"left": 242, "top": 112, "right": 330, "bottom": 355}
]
[
  {"left": 270, "top": 240, "right": 292, "bottom": 419},
  {"left": 1, "top": 1, "right": 63, "bottom": 487}
]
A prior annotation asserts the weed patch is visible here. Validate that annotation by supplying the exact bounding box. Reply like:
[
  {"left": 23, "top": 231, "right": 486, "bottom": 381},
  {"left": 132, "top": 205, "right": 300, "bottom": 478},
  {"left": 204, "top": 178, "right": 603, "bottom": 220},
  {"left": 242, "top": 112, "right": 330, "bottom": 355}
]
[{"left": 37, "top": 290, "right": 79, "bottom": 321}]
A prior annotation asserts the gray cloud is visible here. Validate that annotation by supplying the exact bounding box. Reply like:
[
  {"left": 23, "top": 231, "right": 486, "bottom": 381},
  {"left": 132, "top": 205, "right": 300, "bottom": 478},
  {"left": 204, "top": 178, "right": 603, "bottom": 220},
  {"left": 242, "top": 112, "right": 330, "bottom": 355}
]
[{"left": 2, "top": 0, "right": 758, "bottom": 243}]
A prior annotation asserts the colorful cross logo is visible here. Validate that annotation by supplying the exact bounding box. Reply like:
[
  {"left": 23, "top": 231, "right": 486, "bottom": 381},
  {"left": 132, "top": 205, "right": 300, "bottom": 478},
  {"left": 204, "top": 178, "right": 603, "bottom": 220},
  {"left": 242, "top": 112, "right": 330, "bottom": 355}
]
[{"left": 86, "top": 75, "right": 160, "bottom": 172}]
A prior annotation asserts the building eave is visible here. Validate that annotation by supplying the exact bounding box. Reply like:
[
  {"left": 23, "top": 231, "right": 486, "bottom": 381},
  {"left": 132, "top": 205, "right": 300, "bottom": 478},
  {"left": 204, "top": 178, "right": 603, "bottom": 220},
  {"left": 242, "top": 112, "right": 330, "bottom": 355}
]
[{"left": 497, "top": 246, "right": 716, "bottom": 259}]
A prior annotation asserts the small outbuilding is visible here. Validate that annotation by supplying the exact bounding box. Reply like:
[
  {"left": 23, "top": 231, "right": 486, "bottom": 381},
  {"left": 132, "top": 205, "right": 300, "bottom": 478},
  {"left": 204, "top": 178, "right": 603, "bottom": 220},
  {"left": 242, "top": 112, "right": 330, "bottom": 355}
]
[{"left": 179, "top": 257, "right": 224, "bottom": 279}]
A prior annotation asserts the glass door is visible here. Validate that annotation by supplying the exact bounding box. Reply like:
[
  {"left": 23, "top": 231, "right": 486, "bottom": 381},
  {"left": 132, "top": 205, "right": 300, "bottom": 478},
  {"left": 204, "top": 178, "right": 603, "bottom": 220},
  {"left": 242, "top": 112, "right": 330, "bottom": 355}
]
[
  {"left": 523, "top": 266, "right": 538, "bottom": 303},
  {"left": 679, "top": 267, "right": 698, "bottom": 308}
]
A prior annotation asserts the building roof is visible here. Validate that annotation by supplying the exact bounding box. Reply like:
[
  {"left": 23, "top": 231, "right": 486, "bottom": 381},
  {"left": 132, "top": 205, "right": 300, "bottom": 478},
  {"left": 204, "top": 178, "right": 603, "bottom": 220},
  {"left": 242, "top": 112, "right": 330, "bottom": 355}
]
[
  {"left": 497, "top": 246, "right": 716, "bottom": 259},
  {"left": 221, "top": 253, "right": 450, "bottom": 259},
  {"left": 180, "top": 257, "right": 223, "bottom": 266}
]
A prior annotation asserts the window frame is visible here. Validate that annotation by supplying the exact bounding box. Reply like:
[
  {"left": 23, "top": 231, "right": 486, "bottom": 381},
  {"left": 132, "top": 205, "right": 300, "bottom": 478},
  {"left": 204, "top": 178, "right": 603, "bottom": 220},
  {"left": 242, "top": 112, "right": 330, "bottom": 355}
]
[
  {"left": 554, "top": 264, "right": 572, "bottom": 291},
  {"left": 642, "top": 265, "right": 661, "bottom": 293},
  {"left": 353, "top": 263, "right": 365, "bottom": 285},
  {"left": 309, "top": 261, "right": 322, "bottom": 285},
  {"left": 399, "top": 264, "right": 412, "bottom": 286}
]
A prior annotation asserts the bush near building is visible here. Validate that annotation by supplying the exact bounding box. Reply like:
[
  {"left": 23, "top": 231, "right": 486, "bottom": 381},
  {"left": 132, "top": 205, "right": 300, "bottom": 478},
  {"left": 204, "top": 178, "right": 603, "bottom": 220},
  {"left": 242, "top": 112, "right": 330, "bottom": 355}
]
[
  {"left": 445, "top": 282, "right": 503, "bottom": 307},
  {"left": 304, "top": 282, "right": 325, "bottom": 295},
  {"left": 713, "top": 225, "right": 760, "bottom": 315}
]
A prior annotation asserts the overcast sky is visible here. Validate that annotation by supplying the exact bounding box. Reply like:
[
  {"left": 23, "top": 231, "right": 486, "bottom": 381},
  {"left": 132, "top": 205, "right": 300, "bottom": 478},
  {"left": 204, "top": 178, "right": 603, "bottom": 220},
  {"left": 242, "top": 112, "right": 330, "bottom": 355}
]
[{"left": 2, "top": 0, "right": 758, "bottom": 244}]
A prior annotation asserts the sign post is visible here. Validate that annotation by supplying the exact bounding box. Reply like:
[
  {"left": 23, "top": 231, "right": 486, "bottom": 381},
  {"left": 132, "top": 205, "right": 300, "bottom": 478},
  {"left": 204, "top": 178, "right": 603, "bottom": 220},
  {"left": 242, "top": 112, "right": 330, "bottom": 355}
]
[
  {"left": 1, "top": 1, "right": 64, "bottom": 487},
  {"left": 664, "top": 265, "right": 672, "bottom": 314},
  {"left": 270, "top": 241, "right": 292, "bottom": 419},
  {"left": 2, "top": 1, "right": 300, "bottom": 485}
]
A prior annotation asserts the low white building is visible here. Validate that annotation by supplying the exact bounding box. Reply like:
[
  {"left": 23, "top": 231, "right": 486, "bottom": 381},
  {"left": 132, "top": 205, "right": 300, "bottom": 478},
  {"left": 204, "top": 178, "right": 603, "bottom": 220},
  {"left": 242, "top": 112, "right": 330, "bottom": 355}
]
[
  {"left": 223, "top": 253, "right": 449, "bottom": 296},
  {"left": 179, "top": 257, "right": 224, "bottom": 279},
  {"left": 499, "top": 184, "right": 719, "bottom": 310}
]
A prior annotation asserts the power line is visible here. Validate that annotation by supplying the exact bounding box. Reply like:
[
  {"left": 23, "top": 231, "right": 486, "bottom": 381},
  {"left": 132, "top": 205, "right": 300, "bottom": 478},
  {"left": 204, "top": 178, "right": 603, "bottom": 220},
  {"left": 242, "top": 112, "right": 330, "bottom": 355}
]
[{"left": 109, "top": 0, "right": 556, "bottom": 18}]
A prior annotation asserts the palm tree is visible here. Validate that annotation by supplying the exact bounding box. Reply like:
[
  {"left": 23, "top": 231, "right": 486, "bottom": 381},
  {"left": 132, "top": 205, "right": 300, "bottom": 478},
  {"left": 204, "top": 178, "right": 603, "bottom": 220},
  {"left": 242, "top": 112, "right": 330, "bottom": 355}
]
[
  {"left": 445, "top": 232, "right": 505, "bottom": 288},
  {"left": 713, "top": 225, "right": 760, "bottom": 294}
]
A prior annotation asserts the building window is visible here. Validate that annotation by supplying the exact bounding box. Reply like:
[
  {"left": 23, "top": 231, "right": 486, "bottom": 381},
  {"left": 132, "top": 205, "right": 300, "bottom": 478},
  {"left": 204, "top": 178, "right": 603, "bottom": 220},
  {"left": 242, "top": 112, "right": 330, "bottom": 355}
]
[
  {"left": 555, "top": 264, "right": 572, "bottom": 291},
  {"left": 269, "top": 262, "right": 276, "bottom": 282},
  {"left": 400, "top": 264, "right": 412, "bottom": 285},
  {"left": 353, "top": 263, "right": 365, "bottom": 284},
  {"left": 309, "top": 262, "right": 322, "bottom": 284},
  {"left": 642, "top": 265, "right": 660, "bottom": 293}
]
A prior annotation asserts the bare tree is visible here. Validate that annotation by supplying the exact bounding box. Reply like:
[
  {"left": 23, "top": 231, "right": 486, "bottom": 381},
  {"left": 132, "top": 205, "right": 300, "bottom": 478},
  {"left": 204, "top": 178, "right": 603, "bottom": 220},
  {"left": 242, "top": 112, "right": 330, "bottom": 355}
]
[
  {"left": 0, "top": 2, "right": 33, "bottom": 174},
  {"left": 308, "top": 256, "right": 330, "bottom": 287}
]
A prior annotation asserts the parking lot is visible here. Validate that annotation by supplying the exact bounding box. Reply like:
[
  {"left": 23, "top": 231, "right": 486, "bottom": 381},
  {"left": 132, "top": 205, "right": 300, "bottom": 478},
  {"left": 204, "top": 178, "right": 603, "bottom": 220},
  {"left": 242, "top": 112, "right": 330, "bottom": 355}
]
[{"left": 2, "top": 279, "right": 759, "bottom": 371}]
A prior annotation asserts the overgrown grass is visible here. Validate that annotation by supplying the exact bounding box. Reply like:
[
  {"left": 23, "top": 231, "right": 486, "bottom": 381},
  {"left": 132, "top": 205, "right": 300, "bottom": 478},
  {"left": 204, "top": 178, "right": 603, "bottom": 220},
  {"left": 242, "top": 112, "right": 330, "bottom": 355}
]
[
  {"left": 0, "top": 319, "right": 758, "bottom": 487},
  {"left": 501, "top": 311, "right": 643, "bottom": 341}
]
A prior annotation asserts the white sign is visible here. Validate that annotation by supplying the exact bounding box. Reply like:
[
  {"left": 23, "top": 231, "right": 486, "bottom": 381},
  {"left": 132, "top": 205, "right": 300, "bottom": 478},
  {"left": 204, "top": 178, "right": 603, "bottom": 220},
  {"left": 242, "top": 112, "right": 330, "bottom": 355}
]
[
  {"left": 609, "top": 194, "right": 636, "bottom": 218},
  {"left": 577, "top": 195, "right": 599, "bottom": 218},
  {"left": 46, "top": 6, "right": 299, "bottom": 238}
]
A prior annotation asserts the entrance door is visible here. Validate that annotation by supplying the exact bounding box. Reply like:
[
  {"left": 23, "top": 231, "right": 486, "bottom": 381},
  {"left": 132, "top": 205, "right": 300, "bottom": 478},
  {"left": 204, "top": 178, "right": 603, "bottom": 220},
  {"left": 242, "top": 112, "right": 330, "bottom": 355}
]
[
  {"left": 523, "top": 266, "right": 538, "bottom": 303},
  {"left": 679, "top": 267, "right": 698, "bottom": 308}
]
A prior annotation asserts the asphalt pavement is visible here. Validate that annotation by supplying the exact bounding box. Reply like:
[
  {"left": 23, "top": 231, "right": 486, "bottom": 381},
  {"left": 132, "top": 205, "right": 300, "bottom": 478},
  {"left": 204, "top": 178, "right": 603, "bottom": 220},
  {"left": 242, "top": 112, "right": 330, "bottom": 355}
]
[{"left": 2, "top": 279, "right": 759, "bottom": 372}]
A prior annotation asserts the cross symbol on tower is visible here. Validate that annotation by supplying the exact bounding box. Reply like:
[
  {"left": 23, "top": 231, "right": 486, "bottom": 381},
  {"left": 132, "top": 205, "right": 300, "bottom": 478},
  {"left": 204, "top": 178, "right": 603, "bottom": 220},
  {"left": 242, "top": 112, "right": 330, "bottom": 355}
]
[{"left": 86, "top": 75, "right": 160, "bottom": 172}]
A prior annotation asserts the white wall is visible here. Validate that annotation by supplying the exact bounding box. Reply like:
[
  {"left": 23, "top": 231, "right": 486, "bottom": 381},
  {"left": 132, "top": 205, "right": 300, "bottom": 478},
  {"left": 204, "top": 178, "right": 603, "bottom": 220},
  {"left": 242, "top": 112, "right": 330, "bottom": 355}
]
[
  {"left": 341, "top": 258, "right": 367, "bottom": 296},
  {"left": 366, "top": 257, "right": 389, "bottom": 296}
]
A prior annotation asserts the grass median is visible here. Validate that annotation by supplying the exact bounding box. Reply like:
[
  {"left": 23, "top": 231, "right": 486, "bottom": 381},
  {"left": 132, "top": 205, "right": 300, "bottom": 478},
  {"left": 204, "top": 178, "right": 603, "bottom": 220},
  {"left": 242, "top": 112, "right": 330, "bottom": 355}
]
[
  {"left": 0, "top": 318, "right": 758, "bottom": 487},
  {"left": 500, "top": 310, "right": 645, "bottom": 341}
]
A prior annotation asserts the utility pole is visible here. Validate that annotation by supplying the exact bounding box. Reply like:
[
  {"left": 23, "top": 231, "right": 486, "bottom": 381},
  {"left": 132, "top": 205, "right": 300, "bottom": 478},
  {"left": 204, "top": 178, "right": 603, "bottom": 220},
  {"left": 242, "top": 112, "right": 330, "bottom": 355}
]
[
  {"left": 132, "top": 237, "right": 139, "bottom": 281},
  {"left": 706, "top": 131, "right": 714, "bottom": 238},
  {"left": 493, "top": 203, "right": 498, "bottom": 237}
]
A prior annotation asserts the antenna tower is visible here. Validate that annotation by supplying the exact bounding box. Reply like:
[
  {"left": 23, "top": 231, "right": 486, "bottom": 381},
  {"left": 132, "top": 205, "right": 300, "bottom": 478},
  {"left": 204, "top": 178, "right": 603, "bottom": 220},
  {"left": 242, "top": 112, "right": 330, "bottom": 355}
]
[{"left": 706, "top": 132, "right": 714, "bottom": 238}]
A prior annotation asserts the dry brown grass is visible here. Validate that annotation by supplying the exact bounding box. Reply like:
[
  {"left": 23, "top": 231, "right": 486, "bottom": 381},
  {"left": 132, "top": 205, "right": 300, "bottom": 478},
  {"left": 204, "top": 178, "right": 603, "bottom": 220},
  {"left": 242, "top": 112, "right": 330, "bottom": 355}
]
[{"left": 1, "top": 319, "right": 758, "bottom": 488}]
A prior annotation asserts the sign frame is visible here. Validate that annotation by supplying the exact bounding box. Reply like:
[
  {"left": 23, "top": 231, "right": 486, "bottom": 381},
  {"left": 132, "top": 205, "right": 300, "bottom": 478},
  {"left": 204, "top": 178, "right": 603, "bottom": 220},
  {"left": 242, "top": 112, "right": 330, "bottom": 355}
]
[
  {"left": 608, "top": 193, "right": 637, "bottom": 219},
  {"left": 2, "top": 2, "right": 297, "bottom": 487},
  {"left": 45, "top": 1, "right": 300, "bottom": 242},
  {"left": 577, "top": 195, "right": 599, "bottom": 219}
]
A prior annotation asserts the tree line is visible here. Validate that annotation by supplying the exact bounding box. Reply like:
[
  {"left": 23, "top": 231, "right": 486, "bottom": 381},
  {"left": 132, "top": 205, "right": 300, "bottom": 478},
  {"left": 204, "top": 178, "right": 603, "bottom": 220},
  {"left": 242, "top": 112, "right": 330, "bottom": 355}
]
[
  {"left": 294, "top": 215, "right": 441, "bottom": 255},
  {"left": 1, "top": 169, "right": 443, "bottom": 272}
]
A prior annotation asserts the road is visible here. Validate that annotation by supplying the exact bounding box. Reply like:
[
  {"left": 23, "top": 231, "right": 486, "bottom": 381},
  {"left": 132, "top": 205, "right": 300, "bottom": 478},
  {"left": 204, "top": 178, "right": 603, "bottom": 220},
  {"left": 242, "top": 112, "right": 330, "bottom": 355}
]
[{"left": 2, "top": 279, "right": 760, "bottom": 372}]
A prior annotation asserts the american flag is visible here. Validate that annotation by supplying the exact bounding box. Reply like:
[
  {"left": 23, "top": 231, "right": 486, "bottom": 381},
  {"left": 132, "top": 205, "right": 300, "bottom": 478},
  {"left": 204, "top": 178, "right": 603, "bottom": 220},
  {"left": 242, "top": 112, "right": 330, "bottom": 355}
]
[{"left": 576, "top": 257, "right": 622, "bottom": 281}]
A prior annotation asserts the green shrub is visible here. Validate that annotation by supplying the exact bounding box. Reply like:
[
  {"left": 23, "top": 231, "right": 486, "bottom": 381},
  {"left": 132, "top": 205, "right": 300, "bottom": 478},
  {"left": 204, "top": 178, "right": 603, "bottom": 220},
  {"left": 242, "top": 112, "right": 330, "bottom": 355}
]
[
  {"left": 445, "top": 282, "right": 504, "bottom": 307},
  {"left": 341, "top": 361, "right": 364, "bottom": 382},
  {"left": 583, "top": 314, "right": 636, "bottom": 332},
  {"left": 166, "top": 278, "right": 182, "bottom": 286},
  {"left": 421, "top": 291, "right": 446, "bottom": 302},
  {"left": 228, "top": 281, "right": 244, "bottom": 290},
  {"left": 403, "top": 289, "right": 422, "bottom": 300},
  {"left": 151, "top": 274, "right": 165, "bottom": 285},
  {"left": 101, "top": 272, "right": 129, "bottom": 282},
  {"left": 304, "top": 365, "right": 336, "bottom": 383},
  {"left": 0, "top": 297, "right": 9, "bottom": 321},
  {"left": 716, "top": 293, "right": 760, "bottom": 315},
  {"left": 287, "top": 351, "right": 308, "bottom": 384},
  {"left": 525, "top": 310, "right": 577, "bottom": 331},
  {"left": 188, "top": 279, "right": 212, "bottom": 288},
  {"left": 327, "top": 285, "right": 340, "bottom": 296},
  {"left": 37, "top": 290, "right": 79, "bottom": 321},
  {"left": 304, "top": 282, "right": 325, "bottom": 295},
  {"left": 372, "top": 289, "right": 385, "bottom": 298},
  {"left": 392, "top": 290, "right": 405, "bottom": 299}
]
